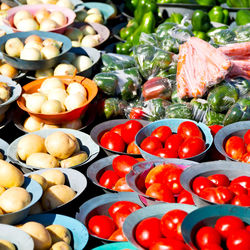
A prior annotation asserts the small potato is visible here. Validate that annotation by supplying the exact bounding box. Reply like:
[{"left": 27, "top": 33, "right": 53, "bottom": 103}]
[
  {"left": 41, "top": 169, "right": 65, "bottom": 188},
  {"left": 41, "top": 185, "right": 76, "bottom": 211},
  {"left": 0, "top": 186, "right": 6, "bottom": 195},
  {"left": 66, "top": 133, "right": 80, "bottom": 153},
  {"left": 29, "top": 201, "right": 43, "bottom": 215},
  {"left": 0, "top": 239, "right": 15, "bottom": 250},
  {"left": 28, "top": 174, "right": 48, "bottom": 191},
  {"left": 46, "top": 224, "right": 71, "bottom": 244},
  {"left": 26, "top": 153, "right": 59, "bottom": 169},
  {"left": 60, "top": 151, "right": 88, "bottom": 168},
  {"left": 50, "top": 241, "right": 72, "bottom": 250}
]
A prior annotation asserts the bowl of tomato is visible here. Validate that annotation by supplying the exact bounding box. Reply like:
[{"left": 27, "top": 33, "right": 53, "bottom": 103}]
[
  {"left": 75, "top": 192, "right": 144, "bottom": 243},
  {"left": 181, "top": 204, "right": 250, "bottom": 250},
  {"left": 90, "top": 119, "right": 150, "bottom": 157},
  {"left": 123, "top": 203, "right": 197, "bottom": 250},
  {"left": 135, "top": 119, "right": 213, "bottom": 162},
  {"left": 180, "top": 160, "right": 250, "bottom": 207},
  {"left": 126, "top": 159, "right": 197, "bottom": 206},
  {"left": 214, "top": 121, "right": 250, "bottom": 163},
  {"left": 87, "top": 154, "right": 143, "bottom": 193}
]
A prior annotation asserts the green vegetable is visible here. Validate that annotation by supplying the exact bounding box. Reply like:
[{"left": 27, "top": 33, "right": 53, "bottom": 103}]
[
  {"left": 207, "top": 82, "right": 238, "bottom": 113},
  {"left": 208, "top": 6, "right": 229, "bottom": 24},
  {"left": 228, "top": 78, "right": 250, "bottom": 97},
  {"left": 196, "top": 0, "right": 216, "bottom": 5},
  {"left": 190, "top": 98, "right": 209, "bottom": 122},
  {"left": 216, "top": 0, "right": 226, "bottom": 3},
  {"left": 192, "top": 10, "right": 212, "bottom": 32},
  {"left": 139, "top": 32, "right": 159, "bottom": 46},
  {"left": 223, "top": 97, "right": 250, "bottom": 125},
  {"left": 146, "top": 98, "right": 170, "bottom": 121},
  {"left": 156, "top": 22, "right": 177, "bottom": 38},
  {"left": 93, "top": 73, "right": 118, "bottom": 96},
  {"left": 206, "top": 110, "right": 225, "bottom": 126},
  {"left": 212, "top": 29, "right": 236, "bottom": 45},
  {"left": 193, "top": 31, "right": 210, "bottom": 41},
  {"left": 236, "top": 10, "right": 250, "bottom": 26},
  {"left": 159, "top": 34, "right": 180, "bottom": 53},
  {"left": 120, "top": 19, "right": 139, "bottom": 40},
  {"left": 233, "top": 25, "right": 250, "bottom": 42},
  {"left": 115, "top": 42, "right": 133, "bottom": 55},
  {"left": 103, "top": 98, "right": 127, "bottom": 119},
  {"left": 134, "top": 0, "right": 157, "bottom": 24},
  {"left": 125, "top": 0, "right": 139, "bottom": 13},
  {"left": 121, "top": 79, "right": 138, "bottom": 101},
  {"left": 227, "top": 0, "right": 250, "bottom": 8},
  {"left": 171, "top": 89, "right": 185, "bottom": 103},
  {"left": 166, "top": 13, "right": 183, "bottom": 24},
  {"left": 165, "top": 103, "right": 193, "bottom": 119},
  {"left": 157, "top": 0, "right": 196, "bottom": 3},
  {"left": 207, "top": 26, "right": 228, "bottom": 38}
]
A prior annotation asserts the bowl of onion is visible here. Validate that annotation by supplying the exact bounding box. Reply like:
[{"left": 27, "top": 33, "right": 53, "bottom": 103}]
[{"left": 17, "top": 75, "right": 98, "bottom": 124}]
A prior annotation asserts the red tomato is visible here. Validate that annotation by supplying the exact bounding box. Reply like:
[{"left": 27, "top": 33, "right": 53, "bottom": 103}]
[
  {"left": 244, "top": 130, "right": 250, "bottom": 144},
  {"left": 195, "top": 226, "right": 221, "bottom": 248},
  {"left": 145, "top": 163, "right": 177, "bottom": 188},
  {"left": 100, "top": 131, "right": 125, "bottom": 152},
  {"left": 113, "top": 177, "right": 133, "bottom": 192},
  {"left": 231, "top": 194, "right": 250, "bottom": 207},
  {"left": 99, "top": 170, "right": 120, "bottom": 189},
  {"left": 231, "top": 176, "right": 250, "bottom": 190},
  {"left": 242, "top": 153, "right": 250, "bottom": 163},
  {"left": 226, "top": 229, "right": 250, "bottom": 250},
  {"left": 207, "top": 174, "right": 230, "bottom": 187},
  {"left": 108, "top": 228, "right": 127, "bottom": 241},
  {"left": 177, "top": 121, "right": 203, "bottom": 140},
  {"left": 151, "top": 126, "right": 172, "bottom": 143},
  {"left": 160, "top": 209, "right": 188, "bottom": 241},
  {"left": 192, "top": 176, "right": 215, "bottom": 195},
  {"left": 121, "top": 120, "right": 143, "bottom": 144},
  {"left": 177, "top": 190, "right": 195, "bottom": 205},
  {"left": 88, "top": 215, "right": 116, "bottom": 239},
  {"left": 113, "top": 206, "right": 132, "bottom": 228},
  {"left": 140, "top": 136, "right": 163, "bottom": 154},
  {"left": 215, "top": 215, "right": 245, "bottom": 240},
  {"left": 178, "top": 137, "right": 206, "bottom": 159},
  {"left": 209, "top": 125, "right": 223, "bottom": 137},
  {"left": 127, "top": 141, "right": 140, "bottom": 154},
  {"left": 149, "top": 238, "right": 188, "bottom": 250},
  {"left": 201, "top": 244, "right": 223, "bottom": 250},
  {"left": 135, "top": 217, "right": 162, "bottom": 248},
  {"left": 112, "top": 155, "right": 138, "bottom": 178},
  {"left": 200, "top": 186, "right": 234, "bottom": 204},
  {"left": 154, "top": 148, "right": 178, "bottom": 158},
  {"left": 225, "top": 136, "right": 246, "bottom": 160},
  {"left": 165, "top": 167, "right": 183, "bottom": 195},
  {"left": 108, "top": 201, "right": 141, "bottom": 219},
  {"left": 246, "top": 225, "right": 250, "bottom": 232},
  {"left": 247, "top": 144, "right": 250, "bottom": 153},
  {"left": 229, "top": 183, "right": 248, "bottom": 196},
  {"left": 164, "top": 134, "right": 184, "bottom": 154},
  {"left": 129, "top": 107, "right": 145, "bottom": 120},
  {"left": 110, "top": 124, "right": 124, "bottom": 136},
  {"left": 145, "top": 183, "right": 175, "bottom": 202}
]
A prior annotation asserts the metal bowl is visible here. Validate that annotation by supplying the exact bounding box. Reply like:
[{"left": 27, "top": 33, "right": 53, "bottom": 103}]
[
  {"left": 0, "top": 31, "right": 72, "bottom": 71},
  {"left": 182, "top": 204, "right": 250, "bottom": 249},
  {"left": 75, "top": 192, "right": 144, "bottom": 243},
  {"left": 21, "top": 213, "right": 89, "bottom": 250},
  {"left": 7, "top": 128, "right": 100, "bottom": 173},
  {"left": 214, "top": 121, "right": 250, "bottom": 162},
  {"left": 0, "top": 138, "right": 9, "bottom": 161},
  {"left": 111, "top": 22, "right": 126, "bottom": 42},
  {"left": 126, "top": 159, "right": 197, "bottom": 206},
  {"left": 0, "top": 177, "right": 43, "bottom": 224},
  {"left": 135, "top": 119, "right": 213, "bottom": 162},
  {"left": 0, "top": 224, "right": 34, "bottom": 250},
  {"left": 123, "top": 203, "right": 197, "bottom": 250},
  {"left": 90, "top": 119, "right": 150, "bottom": 157},
  {"left": 180, "top": 160, "right": 250, "bottom": 207}
]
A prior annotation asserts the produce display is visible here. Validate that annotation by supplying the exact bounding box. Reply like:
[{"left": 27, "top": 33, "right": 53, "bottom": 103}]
[{"left": 0, "top": 0, "right": 249, "bottom": 249}]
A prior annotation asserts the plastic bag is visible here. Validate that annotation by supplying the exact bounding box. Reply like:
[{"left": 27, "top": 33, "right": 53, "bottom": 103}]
[
  {"left": 233, "top": 24, "right": 250, "bottom": 43},
  {"left": 165, "top": 103, "right": 193, "bottom": 120},
  {"left": 103, "top": 98, "right": 128, "bottom": 119}
]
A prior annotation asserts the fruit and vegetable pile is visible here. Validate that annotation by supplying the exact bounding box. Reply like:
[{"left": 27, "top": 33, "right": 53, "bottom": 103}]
[{"left": 0, "top": 0, "right": 249, "bottom": 249}]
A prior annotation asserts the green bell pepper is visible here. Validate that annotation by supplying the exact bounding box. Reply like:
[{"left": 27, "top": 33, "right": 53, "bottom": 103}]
[
  {"left": 236, "top": 10, "right": 250, "bottom": 26},
  {"left": 120, "top": 19, "right": 139, "bottom": 40},
  {"left": 115, "top": 42, "right": 133, "bottom": 55},
  {"left": 134, "top": 0, "right": 157, "bottom": 24},
  {"left": 213, "top": 29, "right": 236, "bottom": 45},
  {"left": 216, "top": 0, "right": 226, "bottom": 3},
  {"left": 166, "top": 13, "right": 183, "bottom": 24},
  {"left": 125, "top": 0, "right": 139, "bottom": 13},
  {"left": 196, "top": 0, "right": 216, "bottom": 5},
  {"left": 208, "top": 6, "right": 229, "bottom": 24},
  {"left": 93, "top": 73, "right": 118, "bottom": 96},
  {"left": 103, "top": 98, "right": 127, "bottom": 119},
  {"left": 206, "top": 110, "right": 225, "bottom": 126},
  {"left": 192, "top": 10, "right": 212, "bottom": 32},
  {"left": 227, "top": 0, "right": 250, "bottom": 8},
  {"left": 207, "top": 26, "right": 228, "bottom": 37},
  {"left": 193, "top": 31, "right": 210, "bottom": 41},
  {"left": 165, "top": 103, "right": 193, "bottom": 119},
  {"left": 233, "top": 25, "right": 250, "bottom": 42}
]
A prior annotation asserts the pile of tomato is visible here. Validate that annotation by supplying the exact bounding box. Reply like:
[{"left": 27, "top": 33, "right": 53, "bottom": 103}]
[
  {"left": 225, "top": 129, "right": 250, "bottom": 163},
  {"left": 195, "top": 216, "right": 250, "bottom": 250},
  {"left": 87, "top": 201, "right": 142, "bottom": 241},
  {"left": 134, "top": 209, "right": 190, "bottom": 249},
  {"left": 99, "top": 120, "right": 143, "bottom": 154},
  {"left": 192, "top": 174, "right": 250, "bottom": 206},
  {"left": 140, "top": 121, "right": 206, "bottom": 159}
]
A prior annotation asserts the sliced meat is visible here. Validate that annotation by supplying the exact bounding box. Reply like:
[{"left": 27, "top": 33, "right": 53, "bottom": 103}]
[
  {"left": 177, "top": 37, "right": 231, "bottom": 98},
  {"left": 218, "top": 42, "right": 250, "bottom": 57}
]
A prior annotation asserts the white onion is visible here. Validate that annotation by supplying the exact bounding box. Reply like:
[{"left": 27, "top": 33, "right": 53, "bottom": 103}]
[
  {"left": 54, "top": 64, "right": 77, "bottom": 76},
  {"left": 48, "top": 88, "right": 67, "bottom": 105},
  {"left": 87, "top": 8, "right": 102, "bottom": 16},
  {"left": 23, "top": 93, "right": 47, "bottom": 113},
  {"left": 20, "top": 48, "right": 42, "bottom": 60},
  {"left": 16, "top": 18, "right": 39, "bottom": 31},
  {"left": 65, "top": 27, "right": 83, "bottom": 41},
  {"left": 42, "top": 38, "right": 62, "bottom": 49},
  {"left": 24, "top": 41, "right": 43, "bottom": 51},
  {"left": 23, "top": 117, "right": 42, "bottom": 132},
  {"left": 41, "top": 45, "right": 60, "bottom": 59},
  {"left": 34, "top": 8, "right": 50, "bottom": 24},
  {"left": 73, "top": 55, "right": 92, "bottom": 72},
  {"left": 41, "top": 99, "right": 64, "bottom": 114},
  {"left": 56, "top": 0, "right": 74, "bottom": 10},
  {"left": 81, "top": 34, "right": 100, "bottom": 48},
  {"left": 35, "top": 69, "right": 54, "bottom": 79},
  {"left": 67, "top": 82, "right": 87, "bottom": 97},
  {"left": 13, "top": 10, "right": 32, "bottom": 27},
  {"left": 5, "top": 38, "right": 24, "bottom": 57},
  {"left": 62, "top": 119, "right": 82, "bottom": 129},
  {"left": 84, "top": 14, "right": 103, "bottom": 24},
  {"left": 49, "top": 11, "right": 67, "bottom": 26},
  {"left": 80, "top": 25, "right": 96, "bottom": 36},
  {"left": 64, "top": 93, "right": 87, "bottom": 111},
  {"left": 40, "top": 19, "right": 58, "bottom": 31},
  {"left": 39, "top": 78, "right": 65, "bottom": 95}
]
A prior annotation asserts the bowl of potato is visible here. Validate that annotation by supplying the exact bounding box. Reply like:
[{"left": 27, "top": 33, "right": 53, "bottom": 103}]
[
  {"left": 0, "top": 138, "right": 9, "bottom": 160},
  {"left": 0, "top": 160, "right": 43, "bottom": 224},
  {"left": 7, "top": 128, "right": 100, "bottom": 173}
]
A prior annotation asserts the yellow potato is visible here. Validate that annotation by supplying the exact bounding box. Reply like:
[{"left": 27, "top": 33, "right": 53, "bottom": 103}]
[
  {"left": 26, "top": 153, "right": 59, "bottom": 169},
  {"left": 66, "top": 133, "right": 80, "bottom": 153},
  {"left": 45, "top": 132, "right": 76, "bottom": 159},
  {"left": 0, "top": 185, "right": 5, "bottom": 195},
  {"left": 29, "top": 201, "right": 43, "bottom": 215},
  {"left": 0, "top": 187, "right": 31, "bottom": 213},
  {"left": 46, "top": 224, "right": 71, "bottom": 244},
  {"left": 0, "top": 207, "right": 4, "bottom": 214},
  {"left": 21, "top": 222, "right": 52, "bottom": 250},
  {"left": 50, "top": 241, "right": 72, "bottom": 250},
  {"left": 17, "top": 134, "right": 46, "bottom": 161},
  {"left": 60, "top": 151, "right": 88, "bottom": 168},
  {"left": 0, "top": 160, "right": 24, "bottom": 188},
  {"left": 41, "top": 185, "right": 76, "bottom": 211},
  {"left": 28, "top": 174, "right": 48, "bottom": 191},
  {"left": 41, "top": 169, "right": 65, "bottom": 188},
  {"left": 0, "top": 239, "right": 15, "bottom": 250}
]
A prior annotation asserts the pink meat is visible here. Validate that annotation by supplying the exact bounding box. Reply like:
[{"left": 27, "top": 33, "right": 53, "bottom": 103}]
[
  {"left": 218, "top": 42, "right": 250, "bottom": 57},
  {"left": 228, "top": 60, "right": 250, "bottom": 80},
  {"left": 177, "top": 37, "right": 231, "bottom": 98}
]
